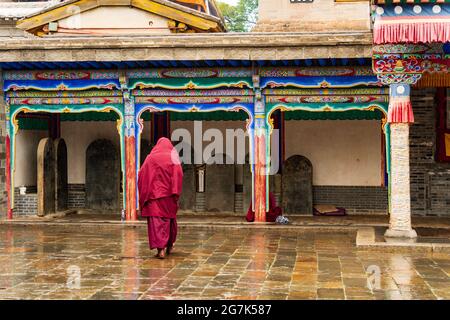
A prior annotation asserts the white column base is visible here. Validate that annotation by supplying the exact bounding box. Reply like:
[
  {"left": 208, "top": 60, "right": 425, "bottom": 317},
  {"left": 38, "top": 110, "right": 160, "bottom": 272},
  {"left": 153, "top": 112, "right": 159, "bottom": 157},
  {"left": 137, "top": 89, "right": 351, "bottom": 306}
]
[{"left": 384, "top": 228, "right": 417, "bottom": 239}]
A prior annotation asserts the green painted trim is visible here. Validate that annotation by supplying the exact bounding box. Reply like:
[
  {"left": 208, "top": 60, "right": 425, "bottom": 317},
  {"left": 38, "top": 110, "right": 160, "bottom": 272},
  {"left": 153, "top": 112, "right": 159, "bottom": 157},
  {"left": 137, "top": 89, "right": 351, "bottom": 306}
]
[
  {"left": 60, "top": 111, "right": 120, "bottom": 121},
  {"left": 284, "top": 109, "right": 384, "bottom": 120},
  {"left": 170, "top": 110, "right": 248, "bottom": 121},
  {"left": 266, "top": 102, "right": 389, "bottom": 114},
  {"left": 10, "top": 103, "right": 124, "bottom": 115}
]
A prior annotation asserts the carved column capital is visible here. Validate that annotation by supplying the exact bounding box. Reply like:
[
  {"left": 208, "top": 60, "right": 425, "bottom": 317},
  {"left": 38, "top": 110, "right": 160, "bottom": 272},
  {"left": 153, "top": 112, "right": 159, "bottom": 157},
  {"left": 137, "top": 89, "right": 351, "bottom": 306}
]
[{"left": 377, "top": 73, "right": 422, "bottom": 86}]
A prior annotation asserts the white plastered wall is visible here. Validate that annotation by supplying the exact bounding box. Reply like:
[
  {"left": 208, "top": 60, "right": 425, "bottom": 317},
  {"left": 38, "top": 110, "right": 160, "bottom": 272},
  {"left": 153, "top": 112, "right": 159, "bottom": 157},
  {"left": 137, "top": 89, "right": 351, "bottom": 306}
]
[
  {"left": 285, "top": 120, "right": 383, "bottom": 186},
  {"left": 14, "top": 130, "right": 48, "bottom": 187},
  {"left": 57, "top": 6, "right": 172, "bottom": 35},
  {"left": 60, "top": 121, "right": 121, "bottom": 184}
]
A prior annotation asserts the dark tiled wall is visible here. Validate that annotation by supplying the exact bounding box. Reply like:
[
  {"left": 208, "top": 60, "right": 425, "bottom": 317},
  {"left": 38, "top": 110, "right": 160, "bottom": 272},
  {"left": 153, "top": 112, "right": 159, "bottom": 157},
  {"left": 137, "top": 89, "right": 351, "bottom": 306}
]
[
  {"left": 67, "top": 184, "right": 86, "bottom": 209},
  {"left": 313, "top": 186, "right": 388, "bottom": 214},
  {"left": 13, "top": 190, "right": 37, "bottom": 216},
  {"left": 410, "top": 88, "right": 450, "bottom": 216}
]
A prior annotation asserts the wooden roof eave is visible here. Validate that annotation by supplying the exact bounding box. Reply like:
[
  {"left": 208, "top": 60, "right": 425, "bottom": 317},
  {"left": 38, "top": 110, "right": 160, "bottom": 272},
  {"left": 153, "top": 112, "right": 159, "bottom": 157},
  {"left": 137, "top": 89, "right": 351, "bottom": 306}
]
[{"left": 17, "top": 0, "right": 224, "bottom": 34}]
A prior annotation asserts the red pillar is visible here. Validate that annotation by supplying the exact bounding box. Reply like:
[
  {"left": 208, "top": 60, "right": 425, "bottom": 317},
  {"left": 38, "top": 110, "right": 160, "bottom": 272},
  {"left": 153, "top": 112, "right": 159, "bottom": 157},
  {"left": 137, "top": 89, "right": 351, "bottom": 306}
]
[
  {"left": 125, "top": 135, "right": 137, "bottom": 221},
  {"left": 253, "top": 82, "right": 268, "bottom": 222},
  {"left": 254, "top": 133, "right": 267, "bottom": 222},
  {"left": 123, "top": 90, "right": 138, "bottom": 221}
]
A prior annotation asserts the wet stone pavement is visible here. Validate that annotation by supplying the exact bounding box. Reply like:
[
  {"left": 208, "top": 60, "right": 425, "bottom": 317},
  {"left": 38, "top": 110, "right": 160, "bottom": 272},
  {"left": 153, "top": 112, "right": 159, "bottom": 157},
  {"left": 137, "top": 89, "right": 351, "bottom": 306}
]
[{"left": 0, "top": 225, "right": 449, "bottom": 300}]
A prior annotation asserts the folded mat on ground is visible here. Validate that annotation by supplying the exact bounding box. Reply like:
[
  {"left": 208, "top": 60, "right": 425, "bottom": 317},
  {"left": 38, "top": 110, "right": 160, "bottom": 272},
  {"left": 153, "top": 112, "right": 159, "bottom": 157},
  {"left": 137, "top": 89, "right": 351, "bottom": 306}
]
[{"left": 313, "top": 205, "right": 347, "bottom": 216}]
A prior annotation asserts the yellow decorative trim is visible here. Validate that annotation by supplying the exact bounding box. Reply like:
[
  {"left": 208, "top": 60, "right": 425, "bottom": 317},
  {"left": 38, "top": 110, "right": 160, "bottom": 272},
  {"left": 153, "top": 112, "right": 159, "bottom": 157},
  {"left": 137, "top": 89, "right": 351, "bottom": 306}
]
[
  {"left": 186, "top": 81, "right": 196, "bottom": 89},
  {"left": 445, "top": 133, "right": 450, "bottom": 157},
  {"left": 11, "top": 118, "right": 19, "bottom": 135},
  {"left": 17, "top": 0, "right": 98, "bottom": 31},
  {"left": 116, "top": 118, "right": 123, "bottom": 135}
]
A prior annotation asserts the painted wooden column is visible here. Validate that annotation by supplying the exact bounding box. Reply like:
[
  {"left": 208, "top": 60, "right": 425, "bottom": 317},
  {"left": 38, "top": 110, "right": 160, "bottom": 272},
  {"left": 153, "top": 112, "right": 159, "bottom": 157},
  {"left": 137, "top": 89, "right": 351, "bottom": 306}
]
[
  {"left": 4, "top": 103, "right": 13, "bottom": 220},
  {"left": 385, "top": 83, "right": 417, "bottom": 238},
  {"left": 123, "top": 91, "right": 138, "bottom": 221},
  {"left": 0, "top": 70, "right": 11, "bottom": 219},
  {"left": 252, "top": 75, "right": 268, "bottom": 222},
  {"left": 120, "top": 73, "right": 138, "bottom": 221}
]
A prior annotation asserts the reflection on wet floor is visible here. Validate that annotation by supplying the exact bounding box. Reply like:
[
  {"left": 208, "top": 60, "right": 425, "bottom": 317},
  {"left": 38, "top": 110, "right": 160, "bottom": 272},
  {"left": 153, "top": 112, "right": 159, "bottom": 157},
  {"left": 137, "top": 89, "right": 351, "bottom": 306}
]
[
  {"left": 375, "top": 227, "right": 450, "bottom": 244},
  {"left": 0, "top": 225, "right": 449, "bottom": 300}
]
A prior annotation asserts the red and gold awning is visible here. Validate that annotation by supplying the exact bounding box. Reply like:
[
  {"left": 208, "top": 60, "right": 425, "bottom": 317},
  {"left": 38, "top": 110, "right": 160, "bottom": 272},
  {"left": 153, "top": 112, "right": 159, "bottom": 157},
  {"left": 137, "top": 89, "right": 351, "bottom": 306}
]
[{"left": 373, "top": 1, "right": 450, "bottom": 44}]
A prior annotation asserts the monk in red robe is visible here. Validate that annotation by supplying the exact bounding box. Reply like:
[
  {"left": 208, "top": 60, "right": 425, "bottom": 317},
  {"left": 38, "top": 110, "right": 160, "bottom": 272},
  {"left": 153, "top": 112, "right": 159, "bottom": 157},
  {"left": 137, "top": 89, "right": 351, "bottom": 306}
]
[
  {"left": 138, "top": 137, "right": 183, "bottom": 259},
  {"left": 246, "top": 192, "right": 282, "bottom": 222}
]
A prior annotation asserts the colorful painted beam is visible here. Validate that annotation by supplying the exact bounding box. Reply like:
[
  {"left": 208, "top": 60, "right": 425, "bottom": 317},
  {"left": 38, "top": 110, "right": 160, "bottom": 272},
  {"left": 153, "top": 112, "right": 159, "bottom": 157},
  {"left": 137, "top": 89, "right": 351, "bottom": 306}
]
[
  {"left": 261, "top": 76, "right": 381, "bottom": 89},
  {"left": 129, "top": 78, "right": 253, "bottom": 90},
  {"left": 3, "top": 80, "right": 120, "bottom": 91},
  {"left": 127, "top": 68, "right": 252, "bottom": 79},
  {"left": 2, "top": 70, "right": 119, "bottom": 81},
  {"left": 132, "top": 88, "right": 253, "bottom": 96},
  {"left": 263, "top": 88, "right": 390, "bottom": 95},
  {"left": 135, "top": 96, "right": 253, "bottom": 104},
  {"left": 259, "top": 66, "right": 375, "bottom": 77},
  {"left": 265, "top": 102, "right": 389, "bottom": 117},
  {"left": 265, "top": 95, "right": 388, "bottom": 104}
]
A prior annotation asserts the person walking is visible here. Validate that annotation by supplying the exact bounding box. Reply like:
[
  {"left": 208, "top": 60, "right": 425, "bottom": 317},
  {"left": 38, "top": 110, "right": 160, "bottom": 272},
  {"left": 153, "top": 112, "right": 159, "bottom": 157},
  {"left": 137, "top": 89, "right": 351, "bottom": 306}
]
[{"left": 138, "top": 137, "right": 183, "bottom": 259}]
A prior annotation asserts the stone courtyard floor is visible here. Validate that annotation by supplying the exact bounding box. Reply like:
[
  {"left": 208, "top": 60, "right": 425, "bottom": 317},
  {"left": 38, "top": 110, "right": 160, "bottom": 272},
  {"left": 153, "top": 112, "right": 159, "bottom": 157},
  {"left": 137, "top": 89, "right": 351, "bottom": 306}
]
[
  {"left": 0, "top": 224, "right": 449, "bottom": 300},
  {"left": 3, "top": 212, "right": 450, "bottom": 229}
]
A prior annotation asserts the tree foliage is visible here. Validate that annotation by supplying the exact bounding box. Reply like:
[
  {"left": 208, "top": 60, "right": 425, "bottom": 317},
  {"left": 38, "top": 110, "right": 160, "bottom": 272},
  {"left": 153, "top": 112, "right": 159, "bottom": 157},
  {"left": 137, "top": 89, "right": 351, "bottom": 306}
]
[{"left": 217, "top": 0, "right": 258, "bottom": 32}]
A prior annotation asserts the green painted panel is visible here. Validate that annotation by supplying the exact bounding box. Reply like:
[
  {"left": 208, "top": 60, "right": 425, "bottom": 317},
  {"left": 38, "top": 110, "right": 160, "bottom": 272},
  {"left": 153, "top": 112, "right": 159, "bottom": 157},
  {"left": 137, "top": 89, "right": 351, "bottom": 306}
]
[
  {"left": 10, "top": 104, "right": 124, "bottom": 116},
  {"left": 18, "top": 118, "right": 48, "bottom": 130},
  {"left": 141, "top": 112, "right": 152, "bottom": 121},
  {"left": 284, "top": 110, "right": 384, "bottom": 121},
  {"left": 170, "top": 110, "right": 249, "bottom": 121},
  {"left": 60, "top": 111, "right": 119, "bottom": 121},
  {"left": 266, "top": 103, "right": 389, "bottom": 117}
]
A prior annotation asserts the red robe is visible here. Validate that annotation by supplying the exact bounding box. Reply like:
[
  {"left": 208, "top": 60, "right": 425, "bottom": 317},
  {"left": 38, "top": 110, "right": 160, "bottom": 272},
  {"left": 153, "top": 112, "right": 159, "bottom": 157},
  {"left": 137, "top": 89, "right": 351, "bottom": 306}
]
[
  {"left": 138, "top": 138, "right": 183, "bottom": 250},
  {"left": 246, "top": 192, "right": 282, "bottom": 223}
]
